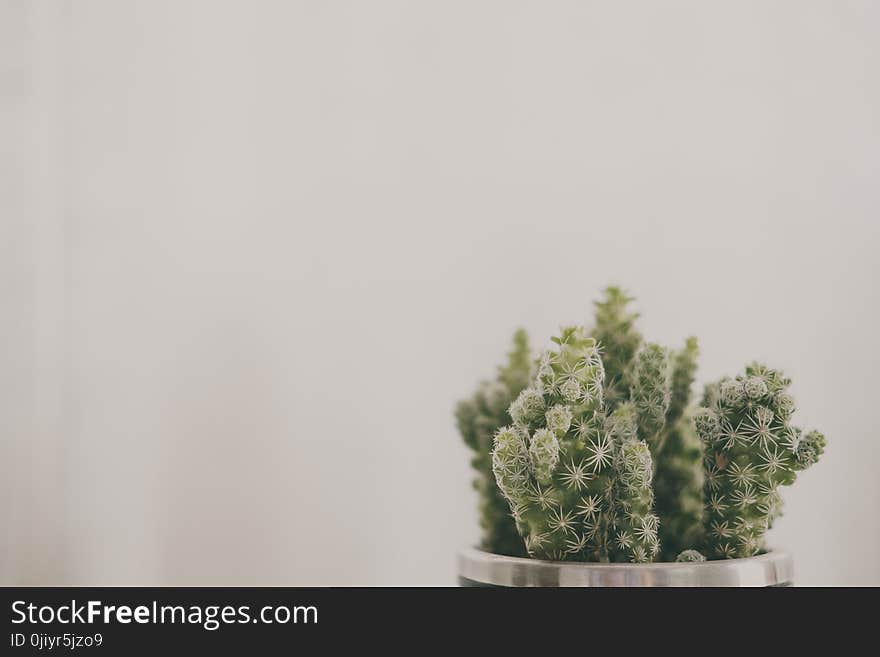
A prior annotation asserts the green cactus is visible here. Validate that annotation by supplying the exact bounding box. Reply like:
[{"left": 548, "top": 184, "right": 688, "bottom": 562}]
[
  {"left": 463, "top": 287, "right": 827, "bottom": 563},
  {"left": 654, "top": 414, "right": 704, "bottom": 560},
  {"left": 653, "top": 338, "right": 704, "bottom": 560},
  {"left": 676, "top": 549, "right": 706, "bottom": 563},
  {"left": 590, "top": 287, "right": 676, "bottom": 451},
  {"left": 629, "top": 343, "right": 673, "bottom": 452},
  {"left": 666, "top": 336, "right": 699, "bottom": 430},
  {"left": 606, "top": 404, "right": 661, "bottom": 561},
  {"left": 454, "top": 329, "right": 532, "bottom": 557},
  {"left": 492, "top": 327, "right": 660, "bottom": 562},
  {"left": 591, "top": 286, "right": 642, "bottom": 407},
  {"left": 589, "top": 289, "right": 705, "bottom": 559},
  {"left": 693, "top": 363, "right": 827, "bottom": 559}
]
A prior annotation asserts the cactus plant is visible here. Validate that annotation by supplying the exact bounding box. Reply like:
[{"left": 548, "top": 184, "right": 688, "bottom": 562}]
[
  {"left": 666, "top": 336, "right": 700, "bottom": 432},
  {"left": 455, "top": 329, "right": 532, "bottom": 557},
  {"left": 460, "top": 286, "right": 827, "bottom": 563},
  {"left": 590, "top": 289, "right": 704, "bottom": 558},
  {"left": 591, "top": 286, "right": 642, "bottom": 407},
  {"left": 628, "top": 343, "right": 673, "bottom": 452},
  {"left": 491, "top": 327, "right": 660, "bottom": 562},
  {"left": 653, "top": 415, "right": 704, "bottom": 560},
  {"left": 675, "top": 549, "right": 706, "bottom": 563},
  {"left": 590, "top": 287, "right": 687, "bottom": 452},
  {"left": 652, "top": 338, "right": 705, "bottom": 560},
  {"left": 605, "top": 403, "right": 661, "bottom": 562},
  {"left": 693, "top": 364, "right": 826, "bottom": 559}
]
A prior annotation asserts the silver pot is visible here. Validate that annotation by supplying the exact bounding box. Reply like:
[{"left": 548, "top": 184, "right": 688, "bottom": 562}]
[{"left": 457, "top": 547, "right": 793, "bottom": 587}]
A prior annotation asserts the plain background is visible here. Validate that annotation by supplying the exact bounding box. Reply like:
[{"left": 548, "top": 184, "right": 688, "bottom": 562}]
[{"left": 3, "top": 1, "right": 878, "bottom": 585}]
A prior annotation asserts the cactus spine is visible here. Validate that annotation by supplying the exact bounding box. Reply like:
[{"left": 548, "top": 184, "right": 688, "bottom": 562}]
[
  {"left": 455, "top": 330, "right": 532, "bottom": 556},
  {"left": 693, "top": 364, "right": 827, "bottom": 559},
  {"left": 492, "top": 327, "right": 659, "bottom": 562}
]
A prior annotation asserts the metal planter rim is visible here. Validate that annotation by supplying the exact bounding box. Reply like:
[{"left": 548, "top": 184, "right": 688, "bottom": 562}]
[{"left": 457, "top": 546, "right": 793, "bottom": 587}]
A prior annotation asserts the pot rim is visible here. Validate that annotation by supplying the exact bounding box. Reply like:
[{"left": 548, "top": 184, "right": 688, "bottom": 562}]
[{"left": 458, "top": 546, "right": 793, "bottom": 587}]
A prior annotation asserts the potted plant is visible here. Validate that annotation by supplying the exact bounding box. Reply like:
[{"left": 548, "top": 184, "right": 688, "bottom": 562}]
[{"left": 455, "top": 287, "right": 825, "bottom": 586}]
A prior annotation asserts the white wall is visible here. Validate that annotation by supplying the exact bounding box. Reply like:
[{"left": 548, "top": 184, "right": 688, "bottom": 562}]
[{"left": 3, "top": 0, "right": 878, "bottom": 585}]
